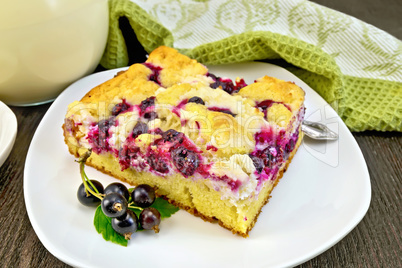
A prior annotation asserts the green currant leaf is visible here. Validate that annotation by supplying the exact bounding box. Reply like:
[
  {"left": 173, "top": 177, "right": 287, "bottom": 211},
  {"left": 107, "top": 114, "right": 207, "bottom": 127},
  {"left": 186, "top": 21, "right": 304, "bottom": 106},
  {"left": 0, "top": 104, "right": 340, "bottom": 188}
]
[
  {"left": 93, "top": 206, "right": 128, "bottom": 247},
  {"left": 128, "top": 207, "right": 142, "bottom": 218},
  {"left": 150, "top": 198, "right": 179, "bottom": 219},
  {"left": 128, "top": 197, "right": 179, "bottom": 225}
]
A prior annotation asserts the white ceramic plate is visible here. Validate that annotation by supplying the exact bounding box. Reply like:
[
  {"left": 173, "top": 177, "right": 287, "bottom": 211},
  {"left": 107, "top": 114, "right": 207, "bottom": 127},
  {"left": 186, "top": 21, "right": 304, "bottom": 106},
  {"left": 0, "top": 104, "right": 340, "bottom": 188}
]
[
  {"left": 0, "top": 100, "right": 17, "bottom": 167},
  {"left": 24, "top": 62, "right": 371, "bottom": 268}
]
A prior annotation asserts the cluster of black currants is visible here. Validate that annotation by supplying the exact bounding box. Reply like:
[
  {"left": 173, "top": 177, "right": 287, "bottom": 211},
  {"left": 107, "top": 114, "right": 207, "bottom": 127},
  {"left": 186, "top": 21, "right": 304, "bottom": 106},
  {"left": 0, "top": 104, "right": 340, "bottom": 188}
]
[{"left": 76, "top": 150, "right": 161, "bottom": 240}]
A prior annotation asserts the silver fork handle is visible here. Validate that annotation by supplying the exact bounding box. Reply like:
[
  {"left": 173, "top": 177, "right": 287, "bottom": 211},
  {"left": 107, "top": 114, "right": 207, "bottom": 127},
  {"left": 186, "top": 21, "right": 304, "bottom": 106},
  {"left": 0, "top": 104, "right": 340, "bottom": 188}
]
[{"left": 302, "top": 120, "right": 339, "bottom": 140}]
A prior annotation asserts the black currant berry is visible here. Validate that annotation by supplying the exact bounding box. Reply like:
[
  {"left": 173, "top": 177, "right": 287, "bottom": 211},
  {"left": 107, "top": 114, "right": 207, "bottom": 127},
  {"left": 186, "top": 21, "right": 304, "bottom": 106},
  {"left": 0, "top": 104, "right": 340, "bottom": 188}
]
[
  {"left": 171, "top": 146, "right": 199, "bottom": 176},
  {"left": 104, "top": 182, "right": 130, "bottom": 200},
  {"left": 143, "top": 111, "right": 158, "bottom": 120},
  {"left": 112, "top": 100, "right": 131, "bottom": 116},
  {"left": 209, "top": 76, "right": 236, "bottom": 94},
  {"left": 111, "top": 210, "right": 138, "bottom": 240},
  {"left": 188, "top": 96, "right": 205, "bottom": 105},
  {"left": 101, "top": 192, "right": 128, "bottom": 218},
  {"left": 249, "top": 154, "right": 264, "bottom": 173},
  {"left": 147, "top": 153, "right": 169, "bottom": 173},
  {"left": 260, "top": 146, "right": 277, "bottom": 168},
  {"left": 139, "top": 97, "right": 155, "bottom": 113},
  {"left": 132, "top": 121, "right": 148, "bottom": 138},
  {"left": 162, "top": 129, "right": 184, "bottom": 143},
  {"left": 92, "top": 117, "right": 115, "bottom": 149},
  {"left": 285, "top": 138, "right": 296, "bottom": 154},
  {"left": 131, "top": 184, "right": 156, "bottom": 208},
  {"left": 77, "top": 180, "right": 104, "bottom": 207},
  {"left": 139, "top": 207, "right": 161, "bottom": 233}
]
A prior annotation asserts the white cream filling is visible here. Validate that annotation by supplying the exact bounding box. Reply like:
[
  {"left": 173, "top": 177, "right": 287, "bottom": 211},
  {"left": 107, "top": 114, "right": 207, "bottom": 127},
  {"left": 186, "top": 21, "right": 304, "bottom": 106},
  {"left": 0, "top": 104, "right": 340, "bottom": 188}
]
[
  {"left": 206, "top": 154, "right": 258, "bottom": 204},
  {"left": 109, "top": 111, "right": 140, "bottom": 149}
]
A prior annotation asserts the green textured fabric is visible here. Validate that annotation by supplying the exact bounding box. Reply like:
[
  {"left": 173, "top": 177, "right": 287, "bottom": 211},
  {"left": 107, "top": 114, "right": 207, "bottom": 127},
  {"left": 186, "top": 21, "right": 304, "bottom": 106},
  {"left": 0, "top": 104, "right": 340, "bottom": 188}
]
[{"left": 101, "top": 0, "right": 402, "bottom": 132}]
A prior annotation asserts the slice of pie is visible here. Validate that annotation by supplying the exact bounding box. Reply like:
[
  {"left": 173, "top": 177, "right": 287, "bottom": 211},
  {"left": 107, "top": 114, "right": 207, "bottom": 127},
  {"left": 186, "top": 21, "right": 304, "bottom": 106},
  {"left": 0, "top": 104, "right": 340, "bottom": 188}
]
[{"left": 63, "top": 46, "right": 305, "bottom": 237}]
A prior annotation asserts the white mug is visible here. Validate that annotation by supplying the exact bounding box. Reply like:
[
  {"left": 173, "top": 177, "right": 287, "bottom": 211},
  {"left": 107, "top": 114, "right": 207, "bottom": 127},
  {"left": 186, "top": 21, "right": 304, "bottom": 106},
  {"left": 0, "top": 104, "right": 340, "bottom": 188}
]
[{"left": 0, "top": 0, "right": 109, "bottom": 106}]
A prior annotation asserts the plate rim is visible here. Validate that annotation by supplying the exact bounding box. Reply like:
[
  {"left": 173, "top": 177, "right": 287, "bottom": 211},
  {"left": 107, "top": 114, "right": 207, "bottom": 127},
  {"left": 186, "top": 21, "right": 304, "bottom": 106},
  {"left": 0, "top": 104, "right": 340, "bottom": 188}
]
[{"left": 0, "top": 100, "right": 17, "bottom": 167}]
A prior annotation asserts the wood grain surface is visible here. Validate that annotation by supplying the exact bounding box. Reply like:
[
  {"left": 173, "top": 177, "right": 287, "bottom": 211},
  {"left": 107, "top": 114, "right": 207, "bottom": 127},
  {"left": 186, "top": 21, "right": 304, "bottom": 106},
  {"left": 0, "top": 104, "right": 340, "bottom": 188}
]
[{"left": 0, "top": 1, "right": 401, "bottom": 267}]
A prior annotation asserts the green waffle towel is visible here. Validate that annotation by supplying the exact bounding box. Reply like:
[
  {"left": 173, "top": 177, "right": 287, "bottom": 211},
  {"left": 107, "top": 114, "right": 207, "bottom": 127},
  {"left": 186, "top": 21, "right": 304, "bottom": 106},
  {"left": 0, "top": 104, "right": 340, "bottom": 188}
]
[{"left": 100, "top": 0, "right": 402, "bottom": 132}]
